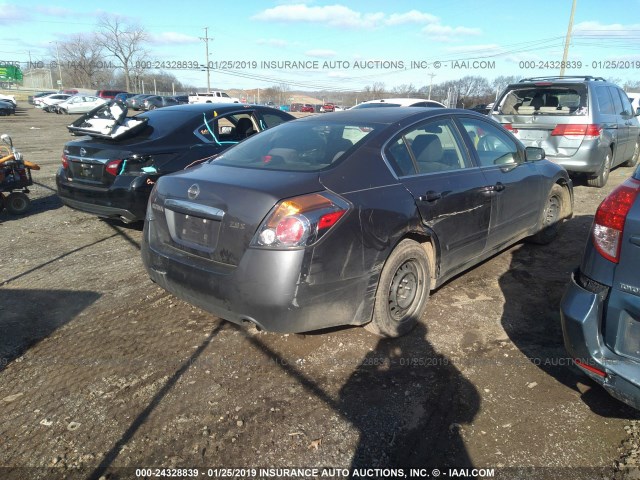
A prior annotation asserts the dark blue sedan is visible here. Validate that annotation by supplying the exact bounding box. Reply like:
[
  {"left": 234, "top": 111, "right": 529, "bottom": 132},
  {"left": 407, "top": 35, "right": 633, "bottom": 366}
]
[{"left": 143, "top": 108, "right": 573, "bottom": 336}]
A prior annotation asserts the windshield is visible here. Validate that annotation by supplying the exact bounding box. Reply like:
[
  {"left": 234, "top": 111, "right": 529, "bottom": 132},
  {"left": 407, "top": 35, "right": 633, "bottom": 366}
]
[
  {"left": 497, "top": 84, "right": 588, "bottom": 116},
  {"left": 212, "top": 121, "right": 378, "bottom": 171}
]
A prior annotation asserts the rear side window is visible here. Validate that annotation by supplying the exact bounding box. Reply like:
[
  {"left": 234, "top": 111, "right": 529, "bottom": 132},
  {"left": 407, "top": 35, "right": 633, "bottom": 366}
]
[
  {"left": 385, "top": 118, "right": 469, "bottom": 176},
  {"left": 594, "top": 87, "right": 615, "bottom": 115}
]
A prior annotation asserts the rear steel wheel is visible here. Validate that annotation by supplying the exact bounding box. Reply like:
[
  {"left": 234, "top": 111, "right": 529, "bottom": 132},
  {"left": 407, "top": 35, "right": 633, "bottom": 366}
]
[{"left": 365, "top": 239, "right": 430, "bottom": 337}]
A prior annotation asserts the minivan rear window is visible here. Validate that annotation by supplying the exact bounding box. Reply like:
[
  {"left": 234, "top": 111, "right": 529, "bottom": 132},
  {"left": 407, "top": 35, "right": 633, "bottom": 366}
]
[{"left": 497, "top": 84, "right": 588, "bottom": 116}]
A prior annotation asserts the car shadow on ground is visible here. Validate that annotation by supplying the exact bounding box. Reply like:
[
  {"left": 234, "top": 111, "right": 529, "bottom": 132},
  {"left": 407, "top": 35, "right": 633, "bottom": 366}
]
[
  {"left": 0, "top": 288, "right": 101, "bottom": 373},
  {"left": 242, "top": 323, "right": 480, "bottom": 471},
  {"left": 499, "top": 214, "right": 640, "bottom": 419},
  {"left": 338, "top": 323, "right": 480, "bottom": 470}
]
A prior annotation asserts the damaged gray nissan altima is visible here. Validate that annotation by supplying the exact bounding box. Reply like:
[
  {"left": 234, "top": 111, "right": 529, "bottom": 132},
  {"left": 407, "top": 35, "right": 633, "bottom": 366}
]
[{"left": 142, "top": 108, "right": 573, "bottom": 336}]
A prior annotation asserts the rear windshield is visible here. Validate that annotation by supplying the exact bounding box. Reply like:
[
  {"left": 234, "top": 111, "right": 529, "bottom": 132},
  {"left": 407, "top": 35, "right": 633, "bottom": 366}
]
[
  {"left": 212, "top": 121, "right": 378, "bottom": 171},
  {"left": 497, "top": 84, "right": 588, "bottom": 116}
]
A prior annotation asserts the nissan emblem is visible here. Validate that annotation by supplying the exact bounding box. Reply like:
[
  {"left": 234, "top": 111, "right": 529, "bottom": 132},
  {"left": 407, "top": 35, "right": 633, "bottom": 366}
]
[{"left": 187, "top": 184, "right": 200, "bottom": 200}]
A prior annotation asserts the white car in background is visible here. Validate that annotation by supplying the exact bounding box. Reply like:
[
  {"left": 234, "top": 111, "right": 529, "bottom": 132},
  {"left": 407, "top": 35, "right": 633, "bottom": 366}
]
[
  {"left": 0, "top": 93, "right": 16, "bottom": 106},
  {"left": 350, "top": 97, "right": 446, "bottom": 109},
  {"left": 34, "top": 93, "right": 72, "bottom": 112},
  {"left": 56, "top": 95, "right": 107, "bottom": 114}
]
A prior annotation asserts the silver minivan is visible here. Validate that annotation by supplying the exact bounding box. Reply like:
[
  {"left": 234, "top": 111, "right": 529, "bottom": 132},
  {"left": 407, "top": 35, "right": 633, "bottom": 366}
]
[{"left": 490, "top": 76, "right": 640, "bottom": 187}]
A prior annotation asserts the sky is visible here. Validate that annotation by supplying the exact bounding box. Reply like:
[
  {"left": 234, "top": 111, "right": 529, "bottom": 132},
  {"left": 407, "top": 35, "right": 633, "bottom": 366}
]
[{"left": 1, "top": 0, "right": 640, "bottom": 93}]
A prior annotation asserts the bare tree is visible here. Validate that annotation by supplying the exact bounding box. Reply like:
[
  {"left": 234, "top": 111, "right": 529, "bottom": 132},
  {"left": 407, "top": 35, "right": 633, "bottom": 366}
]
[
  {"left": 391, "top": 83, "right": 417, "bottom": 97},
  {"left": 95, "top": 15, "right": 148, "bottom": 92},
  {"left": 56, "top": 34, "right": 110, "bottom": 89}
]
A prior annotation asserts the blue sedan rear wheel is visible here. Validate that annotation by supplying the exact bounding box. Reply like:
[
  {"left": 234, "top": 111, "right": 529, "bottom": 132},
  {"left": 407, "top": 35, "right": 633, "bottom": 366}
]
[{"left": 366, "top": 239, "right": 430, "bottom": 337}]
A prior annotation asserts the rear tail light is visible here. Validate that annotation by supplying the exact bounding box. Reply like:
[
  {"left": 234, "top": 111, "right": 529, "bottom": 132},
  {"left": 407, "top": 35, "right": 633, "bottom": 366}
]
[
  {"left": 252, "top": 191, "right": 351, "bottom": 248},
  {"left": 592, "top": 177, "right": 640, "bottom": 263},
  {"left": 105, "top": 159, "right": 123, "bottom": 176},
  {"left": 551, "top": 124, "right": 601, "bottom": 139},
  {"left": 61, "top": 153, "right": 69, "bottom": 169},
  {"left": 502, "top": 123, "right": 518, "bottom": 134}
]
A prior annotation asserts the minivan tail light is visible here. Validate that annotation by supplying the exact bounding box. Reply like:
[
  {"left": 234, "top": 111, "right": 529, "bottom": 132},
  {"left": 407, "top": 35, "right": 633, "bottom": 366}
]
[
  {"left": 105, "top": 159, "right": 123, "bottom": 176},
  {"left": 592, "top": 177, "right": 640, "bottom": 263},
  {"left": 551, "top": 124, "right": 601, "bottom": 139},
  {"left": 252, "top": 192, "right": 350, "bottom": 248}
]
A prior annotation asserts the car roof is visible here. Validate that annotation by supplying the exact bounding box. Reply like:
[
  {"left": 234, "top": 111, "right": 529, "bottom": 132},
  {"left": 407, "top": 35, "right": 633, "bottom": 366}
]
[
  {"left": 154, "top": 103, "right": 278, "bottom": 114},
  {"left": 294, "top": 106, "right": 465, "bottom": 125}
]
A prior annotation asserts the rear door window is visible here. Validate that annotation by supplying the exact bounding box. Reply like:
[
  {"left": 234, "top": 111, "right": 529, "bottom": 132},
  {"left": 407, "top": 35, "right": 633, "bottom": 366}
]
[
  {"left": 385, "top": 117, "right": 470, "bottom": 176},
  {"left": 194, "top": 112, "right": 259, "bottom": 144}
]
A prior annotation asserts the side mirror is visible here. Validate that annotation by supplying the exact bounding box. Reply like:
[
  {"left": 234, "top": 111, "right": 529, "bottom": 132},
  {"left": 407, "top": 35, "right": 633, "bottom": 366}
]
[
  {"left": 1, "top": 134, "right": 12, "bottom": 147},
  {"left": 525, "top": 146, "right": 545, "bottom": 162}
]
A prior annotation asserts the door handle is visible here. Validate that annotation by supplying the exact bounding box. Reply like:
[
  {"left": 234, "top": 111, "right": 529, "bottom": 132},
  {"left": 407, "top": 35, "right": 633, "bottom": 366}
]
[{"left": 419, "top": 190, "right": 442, "bottom": 202}]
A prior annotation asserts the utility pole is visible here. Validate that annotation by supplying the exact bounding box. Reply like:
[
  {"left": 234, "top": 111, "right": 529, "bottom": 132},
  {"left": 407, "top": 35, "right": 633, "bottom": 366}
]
[
  {"left": 50, "top": 41, "right": 63, "bottom": 90},
  {"left": 200, "top": 27, "right": 212, "bottom": 92},
  {"left": 427, "top": 73, "right": 436, "bottom": 100},
  {"left": 560, "top": 0, "right": 577, "bottom": 77}
]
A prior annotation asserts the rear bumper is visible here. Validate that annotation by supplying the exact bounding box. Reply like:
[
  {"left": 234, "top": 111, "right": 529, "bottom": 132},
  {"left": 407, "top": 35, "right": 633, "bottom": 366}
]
[
  {"left": 544, "top": 142, "right": 607, "bottom": 174},
  {"left": 141, "top": 221, "right": 373, "bottom": 333},
  {"left": 56, "top": 168, "right": 152, "bottom": 223},
  {"left": 560, "top": 271, "right": 640, "bottom": 410}
]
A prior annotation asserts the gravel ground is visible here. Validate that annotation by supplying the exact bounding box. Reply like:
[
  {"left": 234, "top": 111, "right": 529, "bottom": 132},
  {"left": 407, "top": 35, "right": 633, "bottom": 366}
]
[{"left": 1, "top": 104, "right": 639, "bottom": 480}]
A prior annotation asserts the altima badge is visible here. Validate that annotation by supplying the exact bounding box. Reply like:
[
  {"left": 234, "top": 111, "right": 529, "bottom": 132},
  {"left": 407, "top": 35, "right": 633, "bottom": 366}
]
[
  {"left": 80, "top": 148, "right": 87, "bottom": 157},
  {"left": 187, "top": 184, "right": 200, "bottom": 200}
]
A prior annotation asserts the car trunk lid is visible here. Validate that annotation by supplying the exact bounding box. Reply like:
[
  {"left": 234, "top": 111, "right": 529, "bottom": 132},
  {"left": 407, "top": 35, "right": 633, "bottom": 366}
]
[{"left": 148, "top": 163, "right": 324, "bottom": 267}]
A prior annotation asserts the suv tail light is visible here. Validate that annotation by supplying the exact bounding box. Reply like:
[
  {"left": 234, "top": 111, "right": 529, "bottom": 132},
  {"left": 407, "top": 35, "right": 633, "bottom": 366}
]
[
  {"left": 61, "top": 153, "right": 69, "bottom": 169},
  {"left": 252, "top": 192, "right": 351, "bottom": 248},
  {"left": 592, "top": 177, "right": 640, "bottom": 263},
  {"left": 105, "top": 159, "right": 123, "bottom": 176},
  {"left": 551, "top": 124, "right": 601, "bottom": 139}
]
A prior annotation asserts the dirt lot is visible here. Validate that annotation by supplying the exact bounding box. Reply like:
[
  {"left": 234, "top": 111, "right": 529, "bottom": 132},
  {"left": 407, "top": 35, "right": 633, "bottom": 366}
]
[{"left": 1, "top": 105, "right": 639, "bottom": 480}]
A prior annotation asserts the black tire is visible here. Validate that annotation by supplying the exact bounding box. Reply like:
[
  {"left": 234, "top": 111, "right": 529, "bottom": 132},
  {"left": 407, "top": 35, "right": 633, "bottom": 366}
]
[
  {"left": 0, "top": 193, "right": 5, "bottom": 213},
  {"left": 587, "top": 150, "right": 612, "bottom": 188},
  {"left": 623, "top": 138, "right": 640, "bottom": 168},
  {"left": 6, "top": 192, "right": 30, "bottom": 215},
  {"left": 528, "top": 184, "right": 564, "bottom": 245},
  {"left": 365, "top": 239, "right": 431, "bottom": 337}
]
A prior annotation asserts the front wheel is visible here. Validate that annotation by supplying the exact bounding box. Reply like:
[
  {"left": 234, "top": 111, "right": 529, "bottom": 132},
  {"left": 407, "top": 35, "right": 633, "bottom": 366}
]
[
  {"left": 6, "top": 192, "right": 31, "bottom": 215},
  {"left": 365, "top": 239, "right": 431, "bottom": 337}
]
